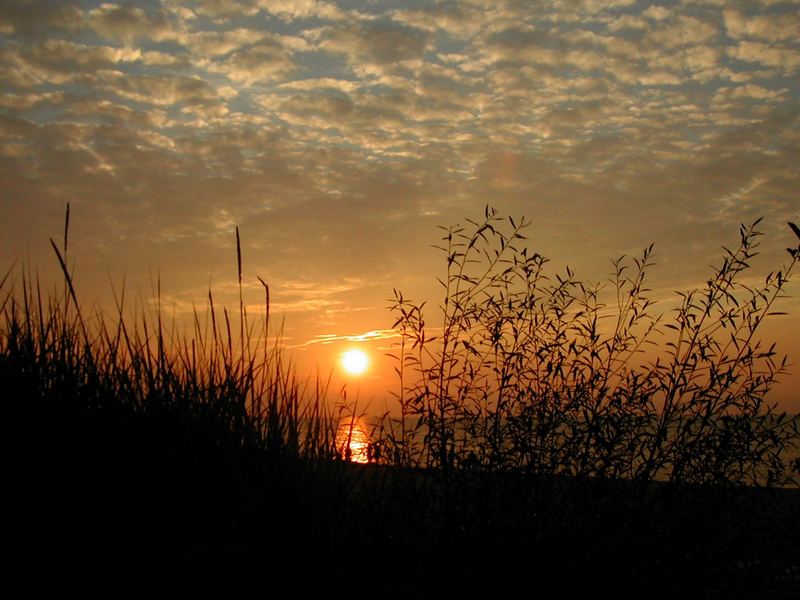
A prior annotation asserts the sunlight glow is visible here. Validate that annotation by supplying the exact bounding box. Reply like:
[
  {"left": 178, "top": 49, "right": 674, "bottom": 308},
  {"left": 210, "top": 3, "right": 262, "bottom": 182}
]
[
  {"left": 341, "top": 349, "right": 369, "bottom": 375},
  {"left": 336, "top": 417, "right": 371, "bottom": 463}
]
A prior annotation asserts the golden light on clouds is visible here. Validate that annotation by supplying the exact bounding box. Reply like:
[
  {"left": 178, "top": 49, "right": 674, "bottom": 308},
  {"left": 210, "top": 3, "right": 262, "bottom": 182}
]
[{"left": 1, "top": 0, "right": 799, "bottom": 408}]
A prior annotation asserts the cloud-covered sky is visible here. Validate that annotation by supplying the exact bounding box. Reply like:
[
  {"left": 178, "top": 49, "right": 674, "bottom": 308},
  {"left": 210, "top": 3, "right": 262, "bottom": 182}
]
[{"left": 2, "top": 0, "right": 799, "bottom": 406}]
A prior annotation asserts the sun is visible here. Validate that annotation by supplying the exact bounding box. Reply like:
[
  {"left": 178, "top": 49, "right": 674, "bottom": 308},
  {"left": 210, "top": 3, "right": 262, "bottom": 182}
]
[{"left": 341, "top": 349, "right": 369, "bottom": 375}]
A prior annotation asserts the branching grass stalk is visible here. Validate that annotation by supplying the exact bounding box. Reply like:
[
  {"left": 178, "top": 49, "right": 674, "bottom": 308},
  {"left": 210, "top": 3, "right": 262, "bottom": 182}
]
[{"left": 384, "top": 207, "right": 800, "bottom": 487}]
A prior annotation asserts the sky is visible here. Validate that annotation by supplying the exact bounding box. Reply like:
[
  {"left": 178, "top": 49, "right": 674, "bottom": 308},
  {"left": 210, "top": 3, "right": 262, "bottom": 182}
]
[{"left": 1, "top": 0, "right": 799, "bottom": 409}]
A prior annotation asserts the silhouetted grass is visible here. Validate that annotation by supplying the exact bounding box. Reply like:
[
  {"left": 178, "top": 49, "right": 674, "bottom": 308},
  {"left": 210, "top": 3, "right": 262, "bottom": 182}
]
[
  {"left": 2, "top": 205, "right": 799, "bottom": 598},
  {"left": 0, "top": 208, "right": 376, "bottom": 595}
]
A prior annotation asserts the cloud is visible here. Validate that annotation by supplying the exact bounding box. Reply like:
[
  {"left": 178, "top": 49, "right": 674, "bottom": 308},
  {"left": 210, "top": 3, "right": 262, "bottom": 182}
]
[
  {"left": 716, "top": 84, "right": 788, "bottom": 102},
  {"left": 642, "top": 5, "right": 672, "bottom": 21},
  {"left": 724, "top": 9, "right": 800, "bottom": 42},
  {"left": 289, "top": 329, "right": 399, "bottom": 348},
  {"left": 184, "top": 28, "right": 272, "bottom": 57},
  {"left": 206, "top": 39, "right": 298, "bottom": 84},
  {"left": 192, "top": 0, "right": 261, "bottom": 20},
  {"left": 0, "top": 40, "right": 144, "bottom": 87},
  {"left": 0, "top": 0, "right": 83, "bottom": 36},
  {"left": 728, "top": 40, "right": 800, "bottom": 72},
  {"left": 607, "top": 14, "right": 648, "bottom": 31},
  {"left": 0, "top": 91, "right": 65, "bottom": 110},
  {"left": 391, "top": 4, "right": 485, "bottom": 38},
  {"left": 63, "top": 99, "right": 169, "bottom": 129},
  {"left": 87, "top": 3, "right": 179, "bottom": 43},
  {"left": 643, "top": 15, "right": 719, "bottom": 49},
  {"left": 258, "top": 0, "right": 347, "bottom": 22},
  {"left": 278, "top": 77, "right": 360, "bottom": 93},
  {"left": 638, "top": 71, "right": 683, "bottom": 86},
  {"left": 98, "top": 72, "right": 231, "bottom": 116},
  {"left": 483, "top": 26, "right": 608, "bottom": 73},
  {"left": 319, "top": 20, "right": 431, "bottom": 68},
  {"left": 550, "top": 0, "right": 637, "bottom": 15}
]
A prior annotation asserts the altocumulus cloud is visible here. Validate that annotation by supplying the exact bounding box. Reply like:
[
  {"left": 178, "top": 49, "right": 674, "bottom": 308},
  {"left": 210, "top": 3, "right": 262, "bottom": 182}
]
[{"left": 1, "top": 0, "right": 799, "bottom": 398}]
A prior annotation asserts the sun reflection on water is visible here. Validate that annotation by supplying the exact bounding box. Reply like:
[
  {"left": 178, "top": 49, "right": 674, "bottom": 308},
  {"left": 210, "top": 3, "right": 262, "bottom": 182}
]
[{"left": 336, "top": 417, "right": 371, "bottom": 464}]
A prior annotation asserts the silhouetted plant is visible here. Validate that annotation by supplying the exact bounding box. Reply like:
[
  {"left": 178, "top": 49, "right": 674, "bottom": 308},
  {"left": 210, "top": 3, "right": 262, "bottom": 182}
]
[
  {"left": 0, "top": 206, "right": 412, "bottom": 596},
  {"left": 0, "top": 206, "right": 345, "bottom": 468},
  {"left": 3, "top": 205, "right": 799, "bottom": 598},
  {"left": 384, "top": 206, "right": 800, "bottom": 486}
]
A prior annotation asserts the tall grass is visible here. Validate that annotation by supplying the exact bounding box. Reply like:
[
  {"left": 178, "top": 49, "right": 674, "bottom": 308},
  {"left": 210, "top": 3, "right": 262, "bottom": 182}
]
[
  {"left": 0, "top": 205, "right": 388, "bottom": 595},
  {"left": 0, "top": 209, "right": 343, "bottom": 465},
  {"left": 382, "top": 207, "right": 800, "bottom": 487},
  {"left": 3, "top": 205, "right": 800, "bottom": 596}
]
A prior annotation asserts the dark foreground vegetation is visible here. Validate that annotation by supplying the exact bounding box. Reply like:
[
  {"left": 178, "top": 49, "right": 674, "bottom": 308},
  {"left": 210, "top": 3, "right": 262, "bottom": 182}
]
[{"left": 2, "top": 207, "right": 800, "bottom": 598}]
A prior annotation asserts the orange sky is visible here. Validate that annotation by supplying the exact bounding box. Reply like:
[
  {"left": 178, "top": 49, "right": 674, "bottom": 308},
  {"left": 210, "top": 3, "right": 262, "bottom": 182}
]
[{"left": 1, "top": 0, "right": 799, "bottom": 410}]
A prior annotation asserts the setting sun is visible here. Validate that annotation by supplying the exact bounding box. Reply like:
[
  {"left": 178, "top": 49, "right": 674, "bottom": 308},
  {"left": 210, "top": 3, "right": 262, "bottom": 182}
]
[{"left": 341, "top": 349, "right": 369, "bottom": 375}]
